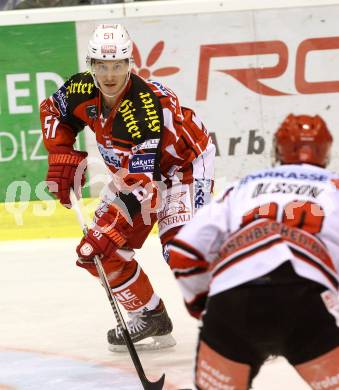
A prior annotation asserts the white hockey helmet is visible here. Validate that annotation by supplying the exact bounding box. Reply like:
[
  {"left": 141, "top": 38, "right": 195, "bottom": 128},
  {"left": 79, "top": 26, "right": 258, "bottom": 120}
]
[{"left": 87, "top": 24, "right": 133, "bottom": 61}]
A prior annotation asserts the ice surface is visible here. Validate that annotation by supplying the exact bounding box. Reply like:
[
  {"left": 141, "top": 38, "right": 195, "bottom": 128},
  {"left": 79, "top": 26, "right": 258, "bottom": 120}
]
[{"left": 0, "top": 236, "right": 310, "bottom": 389}]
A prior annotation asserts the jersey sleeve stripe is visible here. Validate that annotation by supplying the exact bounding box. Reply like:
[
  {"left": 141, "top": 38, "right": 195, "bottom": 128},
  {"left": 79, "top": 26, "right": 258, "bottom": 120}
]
[
  {"left": 290, "top": 248, "right": 339, "bottom": 289},
  {"left": 170, "top": 238, "right": 205, "bottom": 260}
]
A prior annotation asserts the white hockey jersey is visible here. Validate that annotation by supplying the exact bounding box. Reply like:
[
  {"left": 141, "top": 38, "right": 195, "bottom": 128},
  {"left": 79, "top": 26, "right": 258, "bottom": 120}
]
[{"left": 169, "top": 164, "right": 339, "bottom": 306}]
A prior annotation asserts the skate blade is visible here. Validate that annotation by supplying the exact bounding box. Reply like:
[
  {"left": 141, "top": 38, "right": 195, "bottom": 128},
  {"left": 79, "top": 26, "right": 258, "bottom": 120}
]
[{"left": 108, "top": 334, "right": 176, "bottom": 353}]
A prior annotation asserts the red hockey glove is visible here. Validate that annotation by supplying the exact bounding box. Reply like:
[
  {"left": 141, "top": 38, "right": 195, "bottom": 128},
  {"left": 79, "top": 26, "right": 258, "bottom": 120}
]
[
  {"left": 46, "top": 146, "right": 88, "bottom": 208},
  {"left": 76, "top": 204, "right": 130, "bottom": 264}
]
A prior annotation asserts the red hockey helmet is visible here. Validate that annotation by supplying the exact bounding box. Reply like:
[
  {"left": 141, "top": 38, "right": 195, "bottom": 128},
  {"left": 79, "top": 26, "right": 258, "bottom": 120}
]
[{"left": 274, "top": 114, "right": 333, "bottom": 167}]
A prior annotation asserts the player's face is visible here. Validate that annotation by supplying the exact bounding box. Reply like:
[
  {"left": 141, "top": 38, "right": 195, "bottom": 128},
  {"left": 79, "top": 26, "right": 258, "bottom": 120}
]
[{"left": 93, "top": 59, "right": 129, "bottom": 96}]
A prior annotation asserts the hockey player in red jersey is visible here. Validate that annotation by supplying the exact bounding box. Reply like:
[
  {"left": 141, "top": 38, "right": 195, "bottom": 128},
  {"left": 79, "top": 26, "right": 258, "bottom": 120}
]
[
  {"left": 169, "top": 114, "right": 339, "bottom": 389},
  {"left": 40, "top": 23, "right": 215, "bottom": 351}
]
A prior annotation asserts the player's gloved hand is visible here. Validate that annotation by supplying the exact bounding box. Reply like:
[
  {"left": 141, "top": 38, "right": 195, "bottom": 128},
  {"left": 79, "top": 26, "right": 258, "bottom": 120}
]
[
  {"left": 76, "top": 204, "right": 130, "bottom": 265},
  {"left": 185, "top": 292, "right": 208, "bottom": 320},
  {"left": 169, "top": 246, "right": 209, "bottom": 319},
  {"left": 46, "top": 146, "right": 88, "bottom": 208}
]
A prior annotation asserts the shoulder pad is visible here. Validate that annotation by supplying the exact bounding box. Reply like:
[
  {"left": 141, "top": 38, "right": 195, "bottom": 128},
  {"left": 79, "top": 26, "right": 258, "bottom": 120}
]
[
  {"left": 215, "top": 183, "right": 236, "bottom": 203},
  {"left": 145, "top": 78, "right": 176, "bottom": 98},
  {"left": 52, "top": 71, "right": 97, "bottom": 121}
]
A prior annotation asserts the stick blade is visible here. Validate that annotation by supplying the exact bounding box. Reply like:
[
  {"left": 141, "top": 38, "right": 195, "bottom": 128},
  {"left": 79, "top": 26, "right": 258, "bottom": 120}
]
[{"left": 144, "top": 373, "right": 165, "bottom": 390}]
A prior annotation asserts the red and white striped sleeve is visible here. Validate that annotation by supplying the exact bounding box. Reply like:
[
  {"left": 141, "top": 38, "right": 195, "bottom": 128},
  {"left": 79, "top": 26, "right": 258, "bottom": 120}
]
[
  {"left": 147, "top": 80, "right": 212, "bottom": 179},
  {"left": 168, "top": 196, "right": 230, "bottom": 317}
]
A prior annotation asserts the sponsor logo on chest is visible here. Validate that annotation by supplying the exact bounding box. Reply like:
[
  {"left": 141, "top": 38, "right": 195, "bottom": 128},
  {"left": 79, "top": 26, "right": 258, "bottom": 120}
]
[
  {"left": 131, "top": 139, "right": 159, "bottom": 153},
  {"left": 128, "top": 153, "right": 155, "bottom": 173},
  {"left": 157, "top": 187, "right": 192, "bottom": 235},
  {"left": 66, "top": 79, "right": 94, "bottom": 96},
  {"left": 97, "top": 143, "right": 122, "bottom": 168}
]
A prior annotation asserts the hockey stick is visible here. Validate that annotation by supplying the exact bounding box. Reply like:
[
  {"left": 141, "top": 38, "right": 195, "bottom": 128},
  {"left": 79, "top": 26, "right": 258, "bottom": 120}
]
[{"left": 70, "top": 190, "right": 165, "bottom": 390}]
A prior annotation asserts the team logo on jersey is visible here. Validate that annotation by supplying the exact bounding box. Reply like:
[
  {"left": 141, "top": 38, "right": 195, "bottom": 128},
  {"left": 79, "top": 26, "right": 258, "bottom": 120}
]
[
  {"left": 98, "top": 144, "right": 121, "bottom": 168},
  {"left": 86, "top": 105, "right": 98, "bottom": 119},
  {"left": 129, "top": 153, "right": 155, "bottom": 173},
  {"left": 52, "top": 86, "right": 68, "bottom": 117}
]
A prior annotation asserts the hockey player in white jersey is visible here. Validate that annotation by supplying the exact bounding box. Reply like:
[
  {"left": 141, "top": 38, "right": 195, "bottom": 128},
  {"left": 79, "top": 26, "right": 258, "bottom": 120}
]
[{"left": 169, "top": 114, "right": 339, "bottom": 390}]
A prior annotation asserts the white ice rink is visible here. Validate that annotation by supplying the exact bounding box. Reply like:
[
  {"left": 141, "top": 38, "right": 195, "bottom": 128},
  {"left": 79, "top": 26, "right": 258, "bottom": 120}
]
[{"left": 0, "top": 235, "right": 311, "bottom": 390}]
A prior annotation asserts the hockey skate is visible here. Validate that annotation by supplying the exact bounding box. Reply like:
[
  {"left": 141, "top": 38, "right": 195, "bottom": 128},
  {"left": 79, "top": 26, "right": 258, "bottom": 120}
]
[{"left": 107, "top": 302, "right": 176, "bottom": 352}]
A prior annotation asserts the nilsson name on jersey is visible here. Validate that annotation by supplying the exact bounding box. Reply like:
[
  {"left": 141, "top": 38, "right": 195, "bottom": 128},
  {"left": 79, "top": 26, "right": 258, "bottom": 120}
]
[{"left": 252, "top": 182, "right": 324, "bottom": 198}]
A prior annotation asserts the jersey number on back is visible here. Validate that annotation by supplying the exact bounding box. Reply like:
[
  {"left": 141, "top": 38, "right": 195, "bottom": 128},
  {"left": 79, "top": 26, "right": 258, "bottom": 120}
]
[{"left": 241, "top": 200, "right": 325, "bottom": 234}]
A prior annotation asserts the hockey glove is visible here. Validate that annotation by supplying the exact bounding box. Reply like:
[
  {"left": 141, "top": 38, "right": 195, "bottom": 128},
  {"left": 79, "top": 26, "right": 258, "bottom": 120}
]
[
  {"left": 186, "top": 292, "right": 208, "bottom": 320},
  {"left": 169, "top": 241, "right": 210, "bottom": 319},
  {"left": 76, "top": 204, "right": 130, "bottom": 264},
  {"left": 46, "top": 146, "right": 88, "bottom": 208}
]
